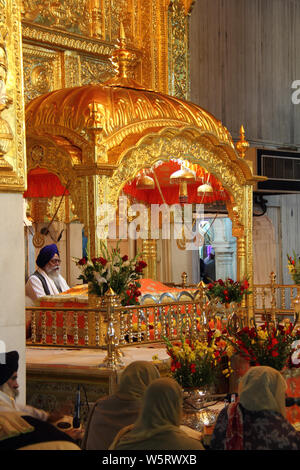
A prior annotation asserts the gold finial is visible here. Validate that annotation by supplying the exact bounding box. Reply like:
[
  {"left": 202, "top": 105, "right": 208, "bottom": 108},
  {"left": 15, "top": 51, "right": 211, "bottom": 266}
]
[
  {"left": 104, "top": 23, "right": 146, "bottom": 90},
  {"left": 236, "top": 125, "right": 250, "bottom": 159},
  {"left": 119, "top": 22, "right": 126, "bottom": 43}
]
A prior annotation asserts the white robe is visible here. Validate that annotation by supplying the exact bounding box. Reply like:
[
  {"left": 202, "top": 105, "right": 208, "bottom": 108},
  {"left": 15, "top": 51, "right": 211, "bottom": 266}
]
[
  {"left": 25, "top": 267, "right": 70, "bottom": 306},
  {"left": 0, "top": 390, "right": 49, "bottom": 422}
]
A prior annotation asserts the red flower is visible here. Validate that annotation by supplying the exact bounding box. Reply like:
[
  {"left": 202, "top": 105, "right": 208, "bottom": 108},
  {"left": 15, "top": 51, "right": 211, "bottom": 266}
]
[
  {"left": 98, "top": 257, "right": 107, "bottom": 266},
  {"left": 78, "top": 257, "right": 87, "bottom": 265},
  {"left": 122, "top": 255, "right": 129, "bottom": 262},
  {"left": 243, "top": 280, "right": 250, "bottom": 289},
  {"left": 271, "top": 350, "right": 279, "bottom": 357},
  {"left": 190, "top": 363, "right": 196, "bottom": 373},
  {"left": 224, "top": 290, "right": 228, "bottom": 295},
  {"left": 138, "top": 260, "right": 147, "bottom": 268}
]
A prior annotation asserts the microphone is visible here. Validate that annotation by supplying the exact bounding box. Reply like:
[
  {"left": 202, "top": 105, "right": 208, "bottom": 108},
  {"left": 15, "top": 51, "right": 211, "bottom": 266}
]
[
  {"left": 73, "top": 385, "right": 81, "bottom": 428},
  {"left": 285, "top": 397, "right": 300, "bottom": 407}
]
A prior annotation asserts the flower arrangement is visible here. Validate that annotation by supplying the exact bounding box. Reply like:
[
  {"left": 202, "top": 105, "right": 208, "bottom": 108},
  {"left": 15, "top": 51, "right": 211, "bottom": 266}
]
[
  {"left": 287, "top": 252, "right": 300, "bottom": 284},
  {"left": 75, "top": 243, "right": 147, "bottom": 306},
  {"left": 163, "top": 327, "right": 233, "bottom": 389},
  {"left": 206, "top": 278, "right": 250, "bottom": 304},
  {"left": 222, "top": 316, "right": 300, "bottom": 371}
]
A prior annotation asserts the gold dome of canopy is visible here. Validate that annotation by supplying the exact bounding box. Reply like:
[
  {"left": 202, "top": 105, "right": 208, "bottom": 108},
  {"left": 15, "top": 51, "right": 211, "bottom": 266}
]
[
  {"left": 25, "top": 27, "right": 235, "bottom": 167},
  {"left": 26, "top": 84, "right": 235, "bottom": 159}
]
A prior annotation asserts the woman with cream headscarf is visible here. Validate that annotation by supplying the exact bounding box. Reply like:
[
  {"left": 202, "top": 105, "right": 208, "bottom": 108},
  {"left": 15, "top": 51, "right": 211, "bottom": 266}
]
[
  {"left": 210, "top": 366, "right": 300, "bottom": 450},
  {"left": 109, "top": 377, "right": 205, "bottom": 450},
  {"left": 82, "top": 361, "right": 160, "bottom": 450}
]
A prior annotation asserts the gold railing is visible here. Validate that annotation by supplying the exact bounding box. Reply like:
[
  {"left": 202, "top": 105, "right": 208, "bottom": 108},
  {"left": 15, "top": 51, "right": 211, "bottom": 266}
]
[
  {"left": 26, "top": 289, "right": 246, "bottom": 350},
  {"left": 25, "top": 273, "right": 300, "bottom": 368},
  {"left": 253, "top": 272, "right": 300, "bottom": 322}
]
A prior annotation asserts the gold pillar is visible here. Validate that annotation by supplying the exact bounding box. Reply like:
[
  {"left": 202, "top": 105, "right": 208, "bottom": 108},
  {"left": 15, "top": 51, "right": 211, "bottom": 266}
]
[{"left": 142, "top": 239, "right": 157, "bottom": 280}]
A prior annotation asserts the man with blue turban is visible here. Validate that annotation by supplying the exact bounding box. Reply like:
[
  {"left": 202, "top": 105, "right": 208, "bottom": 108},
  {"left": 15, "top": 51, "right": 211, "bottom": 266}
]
[{"left": 25, "top": 244, "right": 69, "bottom": 305}]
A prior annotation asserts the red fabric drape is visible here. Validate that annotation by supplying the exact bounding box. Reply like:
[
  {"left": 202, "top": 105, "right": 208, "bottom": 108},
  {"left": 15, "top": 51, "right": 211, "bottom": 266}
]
[
  {"left": 122, "top": 161, "right": 229, "bottom": 204},
  {"left": 24, "top": 168, "right": 69, "bottom": 198}
]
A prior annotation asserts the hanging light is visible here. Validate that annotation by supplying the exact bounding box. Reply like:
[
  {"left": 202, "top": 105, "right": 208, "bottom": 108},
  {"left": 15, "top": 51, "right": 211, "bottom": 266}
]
[
  {"left": 136, "top": 173, "right": 155, "bottom": 189},
  {"left": 170, "top": 164, "right": 195, "bottom": 203},
  {"left": 170, "top": 166, "right": 196, "bottom": 184},
  {"left": 197, "top": 182, "right": 213, "bottom": 194}
]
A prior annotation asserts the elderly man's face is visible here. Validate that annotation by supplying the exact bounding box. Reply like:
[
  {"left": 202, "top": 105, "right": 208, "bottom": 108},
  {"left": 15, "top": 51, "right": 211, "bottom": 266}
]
[
  {"left": 44, "top": 253, "right": 61, "bottom": 274},
  {"left": 7, "top": 372, "right": 19, "bottom": 398}
]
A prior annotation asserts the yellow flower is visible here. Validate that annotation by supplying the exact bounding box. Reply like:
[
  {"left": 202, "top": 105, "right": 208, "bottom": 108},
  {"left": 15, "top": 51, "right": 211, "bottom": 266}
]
[
  {"left": 258, "top": 330, "right": 268, "bottom": 340},
  {"left": 226, "top": 345, "right": 235, "bottom": 358}
]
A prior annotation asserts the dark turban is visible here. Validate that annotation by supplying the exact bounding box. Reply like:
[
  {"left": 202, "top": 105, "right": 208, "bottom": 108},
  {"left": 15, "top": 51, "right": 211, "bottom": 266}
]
[
  {"left": 36, "top": 244, "right": 59, "bottom": 268},
  {"left": 0, "top": 351, "right": 19, "bottom": 386}
]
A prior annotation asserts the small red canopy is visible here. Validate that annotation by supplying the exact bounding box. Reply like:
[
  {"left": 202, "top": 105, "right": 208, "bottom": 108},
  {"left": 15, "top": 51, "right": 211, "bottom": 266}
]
[
  {"left": 23, "top": 168, "right": 69, "bottom": 198},
  {"left": 122, "top": 160, "right": 229, "bottom": 204}
]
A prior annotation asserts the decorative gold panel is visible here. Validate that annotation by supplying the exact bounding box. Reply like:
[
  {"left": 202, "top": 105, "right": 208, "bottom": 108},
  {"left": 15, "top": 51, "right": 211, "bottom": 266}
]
[
  {"left": 23, "top": 45, "right": 62, "bottom": 103},
  {"left": 168, "top": 0, "right": 190, "bottom": 99},
  {"left": 21, "top": 0, "right": 91, "bottom": 36},
  {"left": 21, "top": 0, "right": 193, "bottom": 96},
  {"left": 0, "top": 0, "right": 26, "bottom": 192},
  {"left": 79, "top": 56, "right": 114, "bottom": 85}
]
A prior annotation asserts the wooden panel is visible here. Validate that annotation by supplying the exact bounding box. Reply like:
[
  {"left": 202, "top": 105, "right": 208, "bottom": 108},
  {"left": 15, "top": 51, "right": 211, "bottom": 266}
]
[
  {"left": 267, "top": 194, "right": 300, "bottom": 284},
  {"left": 189, "top": 0, "right": 300, "bottom": 147}
]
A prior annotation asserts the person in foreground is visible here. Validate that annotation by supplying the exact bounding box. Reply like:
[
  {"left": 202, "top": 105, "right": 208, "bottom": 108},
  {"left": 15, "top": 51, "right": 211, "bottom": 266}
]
[
  {"left": 0, "top": 351, "right": 80, "bottom": 450},
  {"left": 109, "top": 377, "right": 205, "bottom": 450},
  {"left": 82, "top": 361, "right": 160, "bottom": 450},
  {"left": 210, "top": 365, "right": 300, "bottom": 450},
  {"left": 25, "top": 243, "right": 69, "bottom": 305}
]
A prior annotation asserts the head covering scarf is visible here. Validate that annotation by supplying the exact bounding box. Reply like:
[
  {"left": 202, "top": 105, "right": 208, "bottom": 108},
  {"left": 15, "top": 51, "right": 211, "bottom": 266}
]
[
  {"left": 116, "top": 361, "right": 160, "bottom": 400},
  {"left": 225, "top": 366, "right": 287, "bottom": 450},
  {"left": 0, "top": 351, "right": 19, "bottom": 386},
  {"left": 239, "top": 366, "right": 287, "bottom": 416},
  {"left": 82, "top": 361, "right": 160, "bottom": 450},
  {"left": 109, "top": 377, "right": 183, "bottom": 449},
  {"left": 36, "top": 244, "right": 59, "bottom": 268}
]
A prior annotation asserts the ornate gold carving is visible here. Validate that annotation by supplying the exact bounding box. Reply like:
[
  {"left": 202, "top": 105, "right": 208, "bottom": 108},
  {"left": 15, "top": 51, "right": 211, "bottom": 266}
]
[
  {"left": 0, "top": 25, "right": 13, "bottom": 171},
  {"left": 80, "top": 56, "right": 114, "bottom": 85},
  {"left": 25, "top": 83, "right": 236, "bottom": 163},
  {"left": 236, "top": 125, "right": 250, "bottom": 159},
  {"left": 99, "top": 129, "right": 248, "bottom": 233},
  {"left": 26, "top": 139, "right": 86, "bottom": 227},
  {"left": 23, "top": 45, "right": 61, "bottom": 103},
  {"left": 22, "top": 22, "right": 114, "bottom": 57},
  {"left": 0, "top": 0, "right": 26, "bottom": 190},
  {"left": 168, "top": 0, "right": 189, "bottom": 99},
  {"left": 21, "top": 0, "right": 91, "bottom": 36}
]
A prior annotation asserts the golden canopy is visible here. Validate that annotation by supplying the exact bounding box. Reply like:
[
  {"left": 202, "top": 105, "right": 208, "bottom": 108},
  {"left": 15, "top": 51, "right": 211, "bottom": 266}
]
[
  {"left": 25, "top": 77, "right": 242, "bottom": 167},
  {"left": 25, "top": 32, "right": 257, "bottom": 302}
]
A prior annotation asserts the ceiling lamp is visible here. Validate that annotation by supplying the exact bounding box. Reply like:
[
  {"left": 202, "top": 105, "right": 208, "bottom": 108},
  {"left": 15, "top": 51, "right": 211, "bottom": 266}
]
[
  {"left": 170, "top": 166, "right": 196, "bottom": 184},
  {"left": 197, "top": 182, "right": 214, "bottom": 194},
  {"left": 136, "top": 174, "right": 155, "bottom": 189},
  {"left": 170, "top": 165, "right": 195, "bottom": 203}
]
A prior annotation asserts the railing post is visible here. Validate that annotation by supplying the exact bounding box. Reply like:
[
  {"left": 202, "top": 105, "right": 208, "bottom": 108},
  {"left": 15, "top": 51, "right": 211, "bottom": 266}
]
[
  {"left": 181, "top": 272, "right": 187, "bottom": 288},
  {"left": 102, "top": 287, "right": 124, "bottom": 369},
  {"left": 292, "top": 286, "right": 300, "bottom": 323},
  {"left": 270, "top": 272, "right": 276, "bottom": 323}
]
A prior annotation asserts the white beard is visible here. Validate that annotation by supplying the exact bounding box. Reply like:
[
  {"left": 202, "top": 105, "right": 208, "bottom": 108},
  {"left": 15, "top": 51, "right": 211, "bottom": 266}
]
[
  {"left": 46, "top": 268, "right": 62, "bottom": 291},
  {"left": 0, "top": 382, "right": 19, "bottom": 399}
]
